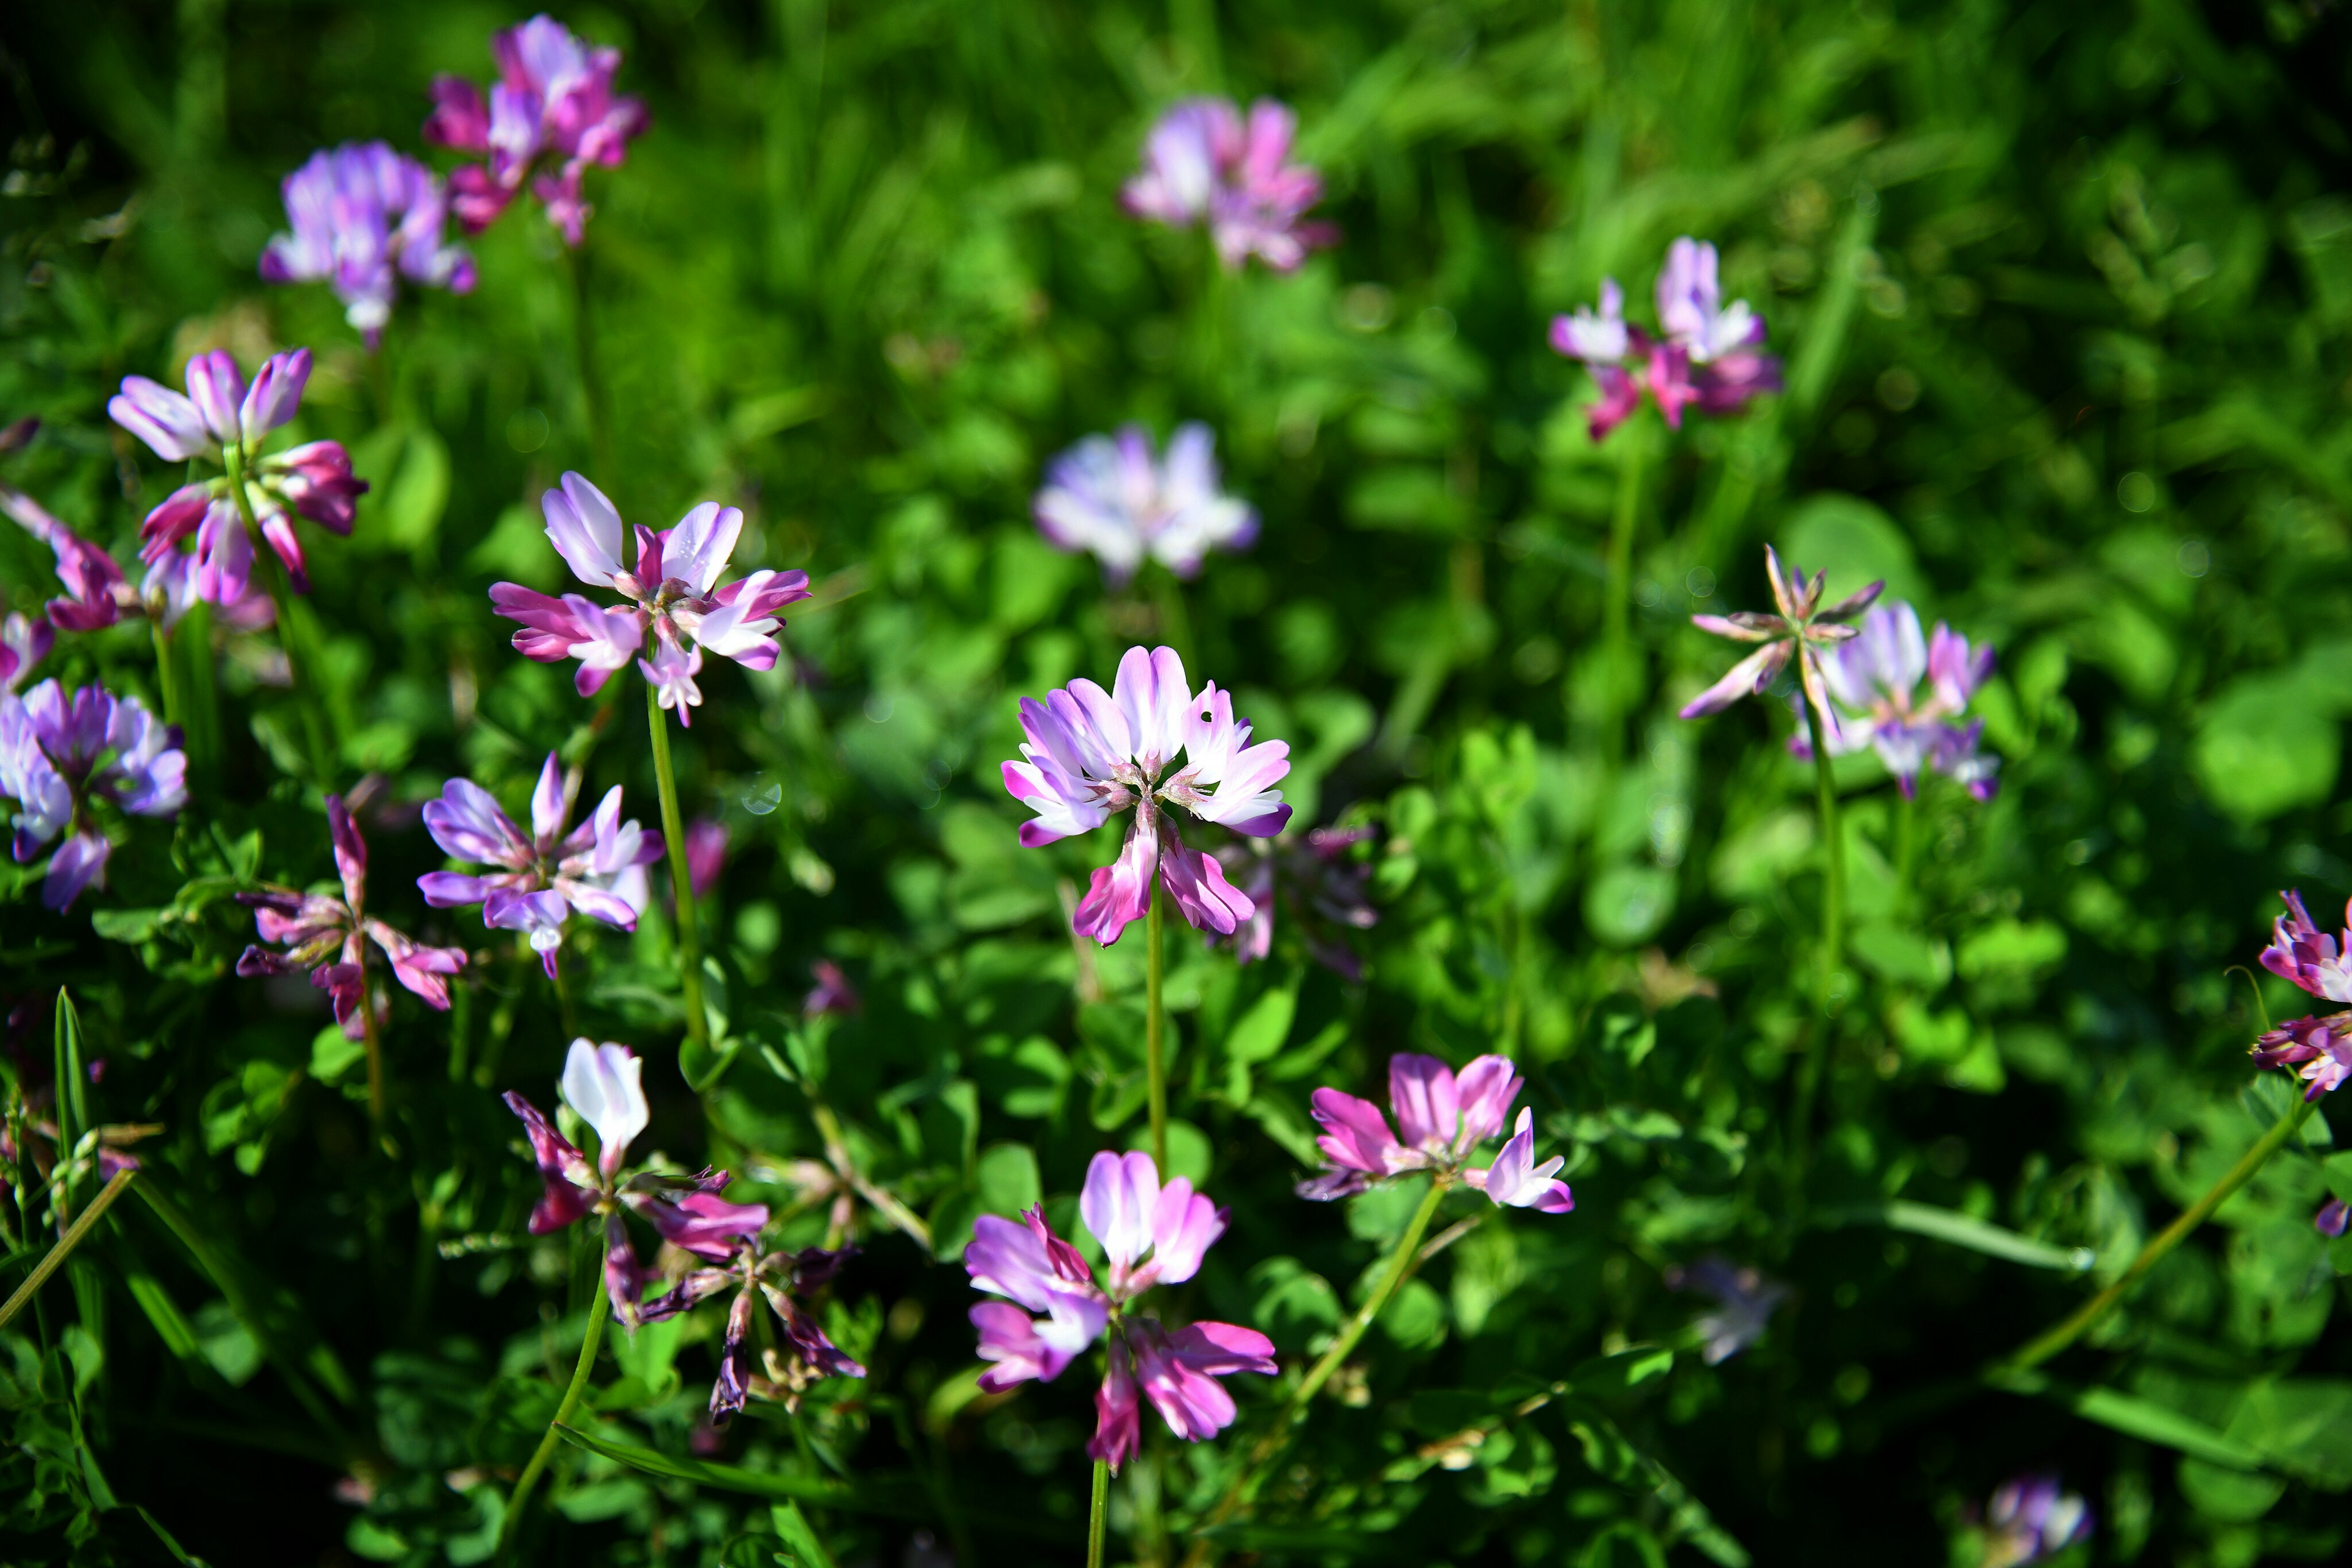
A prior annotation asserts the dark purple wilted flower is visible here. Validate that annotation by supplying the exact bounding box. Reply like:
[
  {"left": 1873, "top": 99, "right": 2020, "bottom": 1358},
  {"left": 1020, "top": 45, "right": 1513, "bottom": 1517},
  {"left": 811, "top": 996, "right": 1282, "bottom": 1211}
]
[
  {"left": 965, "top": 1150, "right": 1275, "bottom": 1473},
  {"left": 1679, "top": 546, "right": 1883, "bottom": 735},
  {"left": 108, "top": 349, "right": 368, "bottom": 606},
  {"left": 0, "top": 680, "right": 187, "bottom": 910},
  {"left": 424, "top": 14, "right": 650, "bottom": 246},
  {"left": 1300, "top": 1052, "right": 1575, "bottom": 1214},
  {"left": 1977, "top": 1474, "right": 2092, "bottom": 1567},
  {"left": 1213, "top": 824, "right": 1379, "bottom": 980},
  {"left": 504, "top": 1039, "right": 769, "bottom": 1324},
  {"left": 1787, "top": 601, "right": 2000, "bottom": 800},
  {"left": 2250, "top": 890, "right": 2352, "bottom": 1099},
  {"left": 236, "top": 796, "right": 467, "bottom": 1038},
  {"left": 260, "top": 143, "right": 477, "bottom": 345},
  {"left": 1033, "top": 424, "right": 1257, "bottom": 585},
  {"left": 417, "top": 752, "right": 660, "bottom": 976},
  {"left": 489, "top": 472, "right": 812, "bottom": 727},
  {"left": 1664, "top": 1256, "right": 1789, "bottom": 1364},
  {"left": 641, "top": 1239, "right": 864, "bottom": 1424},
  {"left": 1, "top": 613, "right": 52, "bottom": 691},
  {"left": 1550, "top": 238, "right": 1782, "bottom": 442},
  {"left": 2315, "top": 1197, "right": 2348, "bottom": 1238},
  {"left": 1001, "top": 646, "right": 1288, "bottom": 945},
  {"left": 804, "top": 959, "right": 861, "bottom": 1018},
  {"left": 1121, "top": 98, "right": 1335, "bottom": 273}
]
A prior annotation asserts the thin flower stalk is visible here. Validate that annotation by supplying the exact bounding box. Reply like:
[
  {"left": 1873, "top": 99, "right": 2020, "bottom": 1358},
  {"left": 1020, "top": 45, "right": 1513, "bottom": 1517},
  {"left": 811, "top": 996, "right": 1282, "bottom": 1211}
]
[
  {"left": 646, "top": 681, "right": 709, "bottom": 1050},
  {"left": 500, "top": 1283, "right": 611, "bottom": 1552}
]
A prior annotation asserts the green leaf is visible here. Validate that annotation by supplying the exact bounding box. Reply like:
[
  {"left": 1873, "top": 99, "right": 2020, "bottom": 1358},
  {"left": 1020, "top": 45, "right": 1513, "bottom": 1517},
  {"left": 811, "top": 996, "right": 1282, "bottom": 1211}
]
[
  {"left": 772, "top": 1501, "right": 842, "bottom": 1568},
  {"left": 551, "top": 1423, "right": 927, "bottom": 1514},
  {"left": 2192, "top": 671, "right": 2340, "bottom": 822},
  {"left": 1821, "top": 1201, "right": 2095, "bottom": 1272},
  {"left": 1988, "top": 1371, "right": 2269, "bottom": 1470}
]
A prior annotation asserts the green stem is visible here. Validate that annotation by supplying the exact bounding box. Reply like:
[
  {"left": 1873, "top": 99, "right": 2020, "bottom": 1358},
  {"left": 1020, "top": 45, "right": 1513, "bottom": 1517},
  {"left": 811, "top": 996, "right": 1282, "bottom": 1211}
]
[
  {"left": 1086, "top": 1457, "right": 1110, "bottom": 1568},
  {"left": 356, "top": 959, "right": 386, "bottom": 1138},
  {"left": 1184, "top": 1177, "right": 1449, "bottom": 1564},
  {"left": 222, "top": 448, "right": 336, "bottom": 790},
  {"left": 1146, "top": 876, "right": 1168, "bottom": 1174},
  {"left": 567, "top": 244, "right": 613, "bottom": 479},
  {"left": 1894, "top": 782, "right": 1918, "bottom": 906},
  {"left": 0, "top": 1167, "right": 134, "bottom": 1333},
  {"left": 1599, "top": 424, "right": 1646, "bottom": 771},
  {"left": 148, "top": 620, "right": 179, "bottom": 729},
  {"left": 500, "top": 1284, "right": 612, "bottom": 1553},
  {"left": 646, "top": 682, "right": 710, "bottom": 1050},
  {"left": 2003, "top": 1093, "right": 2318, "bottom": 1372},
  {"left": 1787, "top": 693, "right": 1845, "bottom": 1210}
]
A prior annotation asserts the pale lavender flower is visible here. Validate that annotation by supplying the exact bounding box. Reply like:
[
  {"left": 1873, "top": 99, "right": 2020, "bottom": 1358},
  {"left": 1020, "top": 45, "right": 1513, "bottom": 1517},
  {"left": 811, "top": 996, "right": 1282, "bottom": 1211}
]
[
  {"left": 1787, "top": 601, "right": 2000, "bottom": 799},
  {"left": 0, "top": 679, "right": 187, "bottom": 910},
  {"left": 2316, "top": 1197, "right": 2348, "bottom": 1238},
  {"left": 489, "top": 472, "right": 811, "bottom": 726},
  {"left": 1978, "top": 1474, "right": 2092, "bottom": 1567},
  {"left": 1679, "top": 545, "right": 1882, "bottom": 734},
  {"left": 1664, "top": 1256, "right": 1788, "bottom": 1364},
  {"left": 2252, "top": 890, "right": 2352, "bottom": 1099},
  {"left": 1548, "top": 238, "right": 1782, "bottom": 442},
  {"left": 964, "top": 1150, "right": 1275, "bottom": 1472},
  {"left": 236, "top": 796, "right": 467, "bottom": 1037},
  {"left": 1213, "top": 824, "right": 1379, "bottom": 980},
  {"left": 1001, "top": 646, "right": 1288, "bottom": 944},
  {"left": 1033, "top": 424, "right": 1257, "bottom": 584},
  {"left": 1, "top": 614, "right": 53, "bottom": 691},
  {"left": 424, "top": 14, "right": 650, "bottom": 246},
  {"left": 504, "top": 1039, "right": 769, "bottom": 1324},
  {"left": 417, "top": 752, "right": 662, "bottom": 975},
  {"left": 1299, "top": 1052, "right": 1574, "bottom": 1213},
  {"left": 1121, "top": 98, "right": 1335, "bottom": 272},
  {"left": 641, "top": 1240, "right": 863, "bottom": 1423},
  {"left": 260, "top": 143, "right": 477, "bottom": 344},
  {"left": 109, "top": 349, "right": 367, "bottom": 605}
]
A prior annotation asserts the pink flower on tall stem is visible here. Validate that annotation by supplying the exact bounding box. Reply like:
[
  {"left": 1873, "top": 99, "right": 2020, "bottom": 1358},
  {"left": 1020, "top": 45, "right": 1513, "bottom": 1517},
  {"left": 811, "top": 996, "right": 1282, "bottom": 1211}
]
[
  {"left": 489, "top": 472, "right": 810, "bottom": 726},
  {"left": 965, "top": 1151, "right": 1275, "bottom": 1472},
  {"left": 504, "top": 1039, "right": 769, "bottom": 1323},
  {"left": 2252, "top": 890, "right": 2352, "bottom": 1099},
  {"left": 1299, "top": 1052, "right": 1574, "bottom": 1213},
  {"left": 1121, "top": 98, "right": 1336, "bottom": 273},
  {"left": 1001, "top": 646, "right": 1289, "bottom": 944},
  {"left": 236, "top": 796, "right": 466, "bottom": 1038},
  {"left": 1549, "top": 237, "right": 1782, "bottom": 442},
  {"left": 424, "top": 14, "right": 650, "bottom": 246}
]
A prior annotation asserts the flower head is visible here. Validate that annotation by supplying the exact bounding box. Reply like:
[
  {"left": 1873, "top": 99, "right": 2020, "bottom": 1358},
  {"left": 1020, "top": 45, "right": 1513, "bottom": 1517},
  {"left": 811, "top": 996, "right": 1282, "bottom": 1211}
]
[
  {"left": 424, "top": 14, "right": 650, "bottom": 246},
  {"left": 963, "top": 1151, "right": 1274, "bottom": 1472},
  {"left": 0, "top": 680, "right": 187, "bottom": 909},
  {"left": 417, "top": 752, "right": 662, "bottom": 975},
  {"left": 2252, "top": 890, "right": 2352, "bottom": 1099},
  {"left": 1122, "top": 98, "right": 1335, "bottom": 272},
  {"left": 2, "top": 486, "right": 271, "bottom": 635},
  {"left": 1002, "top": 646, "right": 1289, "bottom": 944},
  {"left": 1679, "top": 545, "right": 1882, "bottom": 735},
  {"left": 1787, "top": 602, "right": 2000, "bottom": 799},
  {"left": 503, "top": 1039, "right": 769, "bottom": 1324},
  {"left": 489, "top": 473, "right": 812, "bottom": 725},
  {"left": 1664, "top": 1256, "right": 1789, "bottom": 1364},
  {"left": 685, "top": 817, "right": 728, "bottom": 899},
  {"left": 1978, "top": 1474, "right": 2092, "bottom": 1568},
  {"left": 1033, "top": 424, "right": 1257, "bottom": 585},
  {"left": 109, "top": 349, "right": 366, "bottom": 606},
  {"left": 236, "top": 796, "right": 467, "bottom": 1036},
  {"left": 1213, "top": 824, "right": 1379, "bottom": 980},
  {"left": 260, "top": 143, "right": 476, "bottom": 344},
  {"left": 1298, "top": 1052, "right": 1574, "bottom": 1214},
  {"left": 1549, "top": 237, "right": 1782, "bottom": 442},
  {"left": 1, "top": 612, "right": 53, "bottom": 690},
  {"left": 641, "top": 1240, "right": 864, "bottom": 1423}
]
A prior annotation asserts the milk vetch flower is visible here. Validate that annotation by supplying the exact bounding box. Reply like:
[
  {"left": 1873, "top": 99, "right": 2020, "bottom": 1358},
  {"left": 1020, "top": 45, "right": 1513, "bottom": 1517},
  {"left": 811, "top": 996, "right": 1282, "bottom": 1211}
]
[
  {"left": 1121, "top": 97, "right": 1335, "bottom": 272},
  {"left": 260, "top": 142, "right": 477, "bottom": 344},
  {"left": 1549, "top": 236, "right": 1782, "bottom": 442},
  {"left": 1299, "top": 1052, "right": 1574, "bottom": 1213},
  {"left": 1033, "top": 423, "right": 1257, "bottom": 584},
  {"left": 0, "top": 680, "right": 187, "bottom": 910},
  {"left": 2251, "top": 889, "right": 2352, "bottom": 1099},
  {"left": 1789, "top": 601, "right": 2000, "bottom": 799},
  {"left": 1679, "top": 545, "right": 1882, "bottom": 734},
  {"left": 640, "top": 1238, "right": 864, "bottom": 1423}
]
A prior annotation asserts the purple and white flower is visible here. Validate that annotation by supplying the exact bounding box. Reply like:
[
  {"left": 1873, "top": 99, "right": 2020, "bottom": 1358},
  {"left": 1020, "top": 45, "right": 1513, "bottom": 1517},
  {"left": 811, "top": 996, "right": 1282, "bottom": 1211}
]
[
  {"left": 1213, "top": 824, "right": 1379, "bottom": 980},
  {"left": 1121, "top": 98, "right": 1335, "bottom": 273},
  {"left": 1033, "top": 423, "right": 1257, "bottom": 584},
  {"left": 424, "top": 13, "right": 650, "bottom": 246},
  {"left": 489, "top": 472, "right": 812, "bottom": 726},
  {"left": 1679, "top": 545, "right": 1882, "bottom": 735},
  {"left": 965, "top": 1150, "right": 1275, "bottom": 1472},
  {"left": 236, "top": 795, "right": 467, "bottom": 1038},
  {"left": 1549, "top": 237, "right": 1782, "bottom": 442},
  {"left": 504, "top": 1039, "right": 770, "bottom": 1324},
  {"left": 2315, "top": 1197, "right": 2348, "bottom": 1238},
  {"left": 1299, "top": 1052, "right": 1574, "bottom": 1213},
  {"left": 1, "top": 613, "right": 53, "bottom": 691},
  {"left": 1787, "top": 601, "right": 2000, "bottom": 799},
  {"left": 417, "top": 752, "right": 662, "bottom": 974},
  {"left": 260, "top": 142, "right": 477, "bottom": 344},
  {"left": 2251, "top": 890, "right": 2352, "bottom": 1099},
  {"left": 1978, "top": 1474, "right": 2092, "bottom": 1567},
  {"left": 0, "top": 680, "right": 187, "bottom": 910},
  {"left": 109, "top": 349, "right": 367, "bottom": 607},
  {"left": 2, "top": 485, "right": 272, "bottom": 634},
  {"left": 1664, "top": 1256, "right": 1789, "bottom": 1364},
  {"left": 640, "top": 1240, "right": 864, "bottom": 1423},
  {"left": 1001, "top": 646, "right": 1289, "bottom": 944}
]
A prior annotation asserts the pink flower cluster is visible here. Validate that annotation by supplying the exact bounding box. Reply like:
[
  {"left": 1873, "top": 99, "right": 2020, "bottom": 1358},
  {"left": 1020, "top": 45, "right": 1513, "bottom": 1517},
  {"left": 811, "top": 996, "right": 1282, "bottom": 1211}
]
[
  {"left": 260, "top": 142, "right": 476, "bottom": 343},
  {"left": 2252, "top": 890, "right": 2352, "bottom": 1099},
  {"left": 0, "top": 679, "right": 187, "bottom": 910},
  {"left": 1550, "top": 237, "right": 1782, "bottom": 441},
  {"left": 1302, "top": 1052, "right": 1574, "bottom": 1213},
  {"left": 1121, "top": 98, "right": 1335, "bottom": 273}
]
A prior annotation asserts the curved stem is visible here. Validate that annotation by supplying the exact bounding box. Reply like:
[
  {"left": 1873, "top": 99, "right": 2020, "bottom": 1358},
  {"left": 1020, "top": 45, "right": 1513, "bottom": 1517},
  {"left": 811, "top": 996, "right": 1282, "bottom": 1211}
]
[
  {"left": 500, "top": 1284, "right": 612, "bottom": 1553},
  {"left": 1184, "top": 1177, "right": 1450, "bottom": 1564},
  {"left": 645, "top": 683, "right": 710, "bottom": 1050},
  {"left": 2003, "top": 1092, "right": 2318, "bottom": 1372},
  {"left": 1086, "top": 1457, "right": 1110, "bottom": 1568},
  {"left": 0, "top": 1167, "right": 134, "bottom": 1333},
  {"left": 222, "top": 448, "right": 336, "bottom": 790},
  {"left": 1146, "top": 878, "right": 1168, "bottom": 1174}
]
